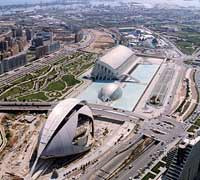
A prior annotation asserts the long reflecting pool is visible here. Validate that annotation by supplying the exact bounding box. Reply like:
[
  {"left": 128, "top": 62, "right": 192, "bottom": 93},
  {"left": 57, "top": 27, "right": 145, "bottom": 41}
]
[{"left": 78, "top": 64, "right": 159, "bottom": 111}]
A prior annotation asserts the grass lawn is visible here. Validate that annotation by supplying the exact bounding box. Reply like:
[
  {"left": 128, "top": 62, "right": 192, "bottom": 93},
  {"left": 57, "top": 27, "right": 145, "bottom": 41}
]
[
  {"left": 53, "top": 57, "right": 67, "bottom": 65},
  {"left": 0, "top": 52, "right": 95, "bottom": 102},
  {"left": 62, "top": 75, "right": 80, "bottom": 86},
  {"left": 46, "top": 80, "right": 66, "bottom": 91},
  {"left": 34, "top": 66, "right": 50, "bottom": 76},
  {"left": 48, "top": 69, "right": 57, "bottom": 76},
  {"left": 80, "top": 63, "right": 93, "bottom": 71},
  {"left": 68, "top": 64, "right": 79, "bottom": 72},
  {"left": 161, "top": 156, "right": 167, "bottom": 162},
  {"left": 20, "top": 81, "right": 34, "bottom": 90},
  {"left": 0, "top": 87, "right": 22, "bottom": 100},
  {"left": 18, "top": 92, "right": 48, "bottom": 101},
  {"left": 176, "top": 41, "right": 195, "bottom": 55},
  {"left": 175, "top": 31, "right": 200, "bottom": 55},
  {"left": 177, "top": 32, "right": 200, "bottom": 46},
  {"left": 187, "top": 125, "right": 199, "bottom": 133},
  {"left": 194, "top": 118, "right": 200, "bottom": 126},
  {"left": 38, "top": 78, "right": 46, "bottom": 88},
  {"left": 12, "top": 74, "right": 34, "bottom": 85},
  {"left": 142, "top": 172, "right": 156, "bottom": 180},
  {"left": 151, "top": 161, "right": 166, "bottom": 174}
]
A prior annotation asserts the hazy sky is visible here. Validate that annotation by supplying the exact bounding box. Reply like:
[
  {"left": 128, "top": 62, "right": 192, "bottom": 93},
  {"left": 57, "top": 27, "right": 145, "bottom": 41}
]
[
  {"left": 0, "top": 0, "right": 200, "bottom": 8},
  {"left": 0, "top": 0, "right": 53, "bottom": 5}
]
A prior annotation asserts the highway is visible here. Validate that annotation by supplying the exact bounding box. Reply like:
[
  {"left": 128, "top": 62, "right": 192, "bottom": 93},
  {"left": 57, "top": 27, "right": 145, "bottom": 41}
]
[
  {"left": 0, "top": 101, "right": 145, "bottom": 125},
  {"left": 79, "top": 115, "right": 186, "bottom": 180},
  {"left": 96, "top": 137, "right": 156, "bottom": 180},
  {"left": 0, "top": 101, "right": 54, "bottom": 112},
  {"left": 79, "top": 133, "right": 142, "bottom": 180},
  {"left": 90, "top": 103, "right": 147, "bottom": 120},
  {"left": 115, "top": 143, "right": 161, "bottom": 180}
]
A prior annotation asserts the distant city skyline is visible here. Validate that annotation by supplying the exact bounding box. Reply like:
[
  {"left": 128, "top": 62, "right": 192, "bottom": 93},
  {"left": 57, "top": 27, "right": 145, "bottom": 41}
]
[
  {"left": 0, "top": 0, "right": 200, "bottom": 7},
  {"left": 0, "top": 0, "right": 53, "bottom": 6}
]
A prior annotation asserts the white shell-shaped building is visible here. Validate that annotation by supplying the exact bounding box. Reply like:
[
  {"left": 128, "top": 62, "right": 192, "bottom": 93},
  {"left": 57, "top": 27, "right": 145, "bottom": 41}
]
[
  {"left": 98, "top": 83, "right": 123, "bottom": 102},
  {"left": 91, "top": 45, "right": 134, "bottom": 81},
  {"left": 36, "top": 98, "right": 94, "bottom": 159}
]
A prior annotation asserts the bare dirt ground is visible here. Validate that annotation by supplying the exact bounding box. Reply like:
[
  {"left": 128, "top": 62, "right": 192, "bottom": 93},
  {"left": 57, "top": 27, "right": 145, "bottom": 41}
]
[
  {"left": 0, "top": 114, "right": 46, "bottom": 180},
  {"left": 83, "top": 29, "right": 115, "bottom": 54}
]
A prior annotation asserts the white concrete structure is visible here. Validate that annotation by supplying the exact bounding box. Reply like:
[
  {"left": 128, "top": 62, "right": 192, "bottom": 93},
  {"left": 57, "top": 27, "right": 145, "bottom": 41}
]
[
  {"left": 36, "top": 98, "right": 94, "bottom": 159},
  {"left": 98, "top": 83, "right": 123, "bottom": 102},
  {"left": 163, "top": 132, "right": 200, "bottom": 180},
  {"left": 91, "top": 45, "right": 135, "bottom": 80}
]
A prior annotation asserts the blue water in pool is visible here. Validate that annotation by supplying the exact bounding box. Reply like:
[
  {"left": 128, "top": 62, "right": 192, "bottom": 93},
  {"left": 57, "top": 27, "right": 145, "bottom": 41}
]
[{"left": 78, "top": 64, "right": 159, "bottom": 111}]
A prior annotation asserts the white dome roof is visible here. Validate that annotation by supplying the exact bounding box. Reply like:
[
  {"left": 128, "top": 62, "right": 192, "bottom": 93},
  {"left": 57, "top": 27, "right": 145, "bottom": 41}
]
[{"left": 98, "top": 83, "right": 122, "bottom": 102}]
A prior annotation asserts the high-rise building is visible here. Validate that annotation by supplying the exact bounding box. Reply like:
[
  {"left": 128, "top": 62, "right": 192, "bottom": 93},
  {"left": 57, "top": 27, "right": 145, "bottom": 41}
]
[
  {"left": 15, "top": 28, "right": 23, "bottom": 37},
  {"left": 12, "top": 28, "right": 16, "bottom": 38},
  {"left": 0, "top": 52, "right": 27, "bottom": 74},
  {"left": 0, "top": 41, "right": 8, "bottom": 52},
  {"left": 162, "top": 132, "right": 200, "bottom": 180},
  {"left": 36, "top": 31, "right": 53, "bottom": 42},
  {"left": 25, "top": 29, "right": 32, "bottom": 41},
  {"left": 47, "top": 41, "right": 60, "bottom": 54},
  {"left": 31, "top": 37, "right": 44, "bottom": 49},
  {"left": 75, "top": 30, "right": 83, "bottom": 43},
  {"left": 35, "top": 45, "right": 48, "bottom": 59}
]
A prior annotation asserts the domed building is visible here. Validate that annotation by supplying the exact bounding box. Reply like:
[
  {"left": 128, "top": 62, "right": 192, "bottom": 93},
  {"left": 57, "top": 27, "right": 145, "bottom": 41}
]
[
  {"left": 98, "top": 83, "right": 123, "bottom": 102},
  {"left": 35, "top": 98, "right": 94, "bottom": 160}
]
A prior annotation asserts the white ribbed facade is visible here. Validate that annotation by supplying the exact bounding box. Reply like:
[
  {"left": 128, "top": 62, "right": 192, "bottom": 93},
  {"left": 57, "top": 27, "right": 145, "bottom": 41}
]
[{"left": 91, "top": 45, "right": 134, "bottom": 80}]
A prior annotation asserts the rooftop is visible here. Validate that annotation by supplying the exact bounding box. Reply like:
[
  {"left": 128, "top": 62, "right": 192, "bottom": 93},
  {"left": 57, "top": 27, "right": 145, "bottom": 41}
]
[{"left": 99, "top": 45, "right": 134, "bottom": 70}]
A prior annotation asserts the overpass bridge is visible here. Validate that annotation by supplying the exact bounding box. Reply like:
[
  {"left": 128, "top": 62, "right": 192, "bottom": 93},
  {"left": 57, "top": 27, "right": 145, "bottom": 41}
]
[
  {"left": 0, "top": 101, "right": 145, "bottom": 122},
  {"left": 0, "top": 102, "right": 55, "bottom": 112}
]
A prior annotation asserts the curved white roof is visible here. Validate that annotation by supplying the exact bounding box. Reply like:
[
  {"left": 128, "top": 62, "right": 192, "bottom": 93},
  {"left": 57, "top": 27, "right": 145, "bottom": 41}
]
[
  {"left": 37, "top": 98, "right": 91, "bottom": 157},
  {"left": 31, "top": 98, "right": 94, "bottom": 174},
  {"left": 99, "top": 45, "right": 134, "bottom": 70}
]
